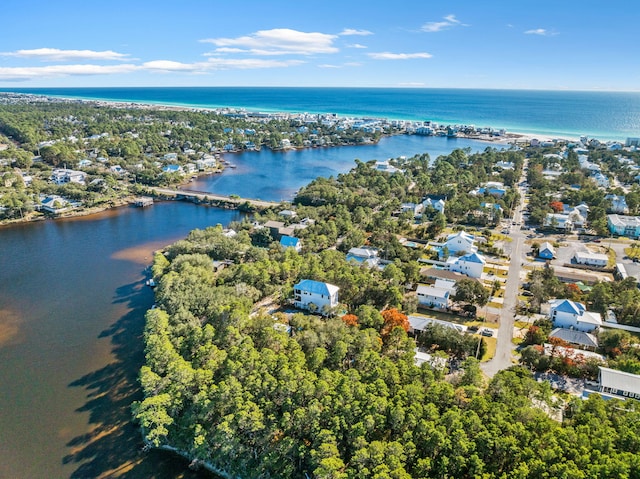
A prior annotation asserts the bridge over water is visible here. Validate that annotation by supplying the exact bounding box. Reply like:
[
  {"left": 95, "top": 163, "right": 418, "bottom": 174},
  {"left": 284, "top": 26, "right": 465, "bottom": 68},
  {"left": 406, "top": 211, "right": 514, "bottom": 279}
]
[{"left": 149, "top": 187, "right": 281, "bottom": 209}]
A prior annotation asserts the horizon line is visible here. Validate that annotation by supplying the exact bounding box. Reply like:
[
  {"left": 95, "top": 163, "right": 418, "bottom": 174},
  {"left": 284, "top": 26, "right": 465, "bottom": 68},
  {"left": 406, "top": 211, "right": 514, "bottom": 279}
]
[{"left": 2, "top": 85, "right": 640, "bottom": 94}]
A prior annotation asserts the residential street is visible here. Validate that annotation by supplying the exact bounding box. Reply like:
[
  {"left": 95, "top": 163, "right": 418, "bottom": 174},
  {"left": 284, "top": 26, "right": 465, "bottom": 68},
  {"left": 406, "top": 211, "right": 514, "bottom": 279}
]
[
  {"left": 482, "top": 232, "right": 523, "bottom": 376},
  {"left": 482, "top": 162, "right": 528, "bottom": 377}
]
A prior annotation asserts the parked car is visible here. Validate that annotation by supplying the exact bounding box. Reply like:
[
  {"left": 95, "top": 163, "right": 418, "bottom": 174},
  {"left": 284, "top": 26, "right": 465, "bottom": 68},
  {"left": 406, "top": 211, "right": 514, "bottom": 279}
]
[{"left": 481, "top": 328, "right": 494, "bottom": 337}]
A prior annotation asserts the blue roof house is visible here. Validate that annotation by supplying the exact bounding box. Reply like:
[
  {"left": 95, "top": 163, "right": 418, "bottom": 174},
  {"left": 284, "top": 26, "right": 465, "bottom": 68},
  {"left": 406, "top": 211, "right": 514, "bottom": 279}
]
[
  {"left": 293, "top": 279, "right": 339, "bottom": 314},
  {"left": 162, "top": 164, "right": 183, "bottom": 174},
  {"left": 280, "top": 235, "right": 302, "bottom": 252}
]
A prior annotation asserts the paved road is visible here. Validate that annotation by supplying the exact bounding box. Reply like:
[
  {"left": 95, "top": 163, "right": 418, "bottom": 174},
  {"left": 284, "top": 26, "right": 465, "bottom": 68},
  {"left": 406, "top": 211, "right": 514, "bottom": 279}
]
[
  {"left": 482, "top": 162, "right": 529, "bottom": 377},
  {"left": 482, "top": 232, "right": 524, "bottom": 376}
]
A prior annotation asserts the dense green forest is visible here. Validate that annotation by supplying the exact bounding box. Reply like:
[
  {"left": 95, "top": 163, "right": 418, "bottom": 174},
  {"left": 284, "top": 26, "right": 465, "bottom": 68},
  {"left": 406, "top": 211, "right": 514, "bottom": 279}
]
[
  {"left": 135, "top": 226, "right": 640, "bottom": 479},
  {"left": 133, "top": 143, "right": 640, "bottom": 479}
]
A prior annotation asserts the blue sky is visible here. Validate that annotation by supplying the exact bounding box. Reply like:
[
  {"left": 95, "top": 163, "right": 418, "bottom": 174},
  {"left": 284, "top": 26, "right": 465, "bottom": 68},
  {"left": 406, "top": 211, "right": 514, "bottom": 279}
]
[{"left": 1, "top": 0, "right": 638, "bottom": 90}]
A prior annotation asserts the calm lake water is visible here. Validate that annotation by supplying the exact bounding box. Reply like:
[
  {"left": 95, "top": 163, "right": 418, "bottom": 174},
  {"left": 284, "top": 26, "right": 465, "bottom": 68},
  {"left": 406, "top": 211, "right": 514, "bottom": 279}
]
[
  {"left": 193, "top": 134, "right": 497, "bottom": 201},
  {"left": 0, "top": 135, "right": 493, "bottom": 478}
]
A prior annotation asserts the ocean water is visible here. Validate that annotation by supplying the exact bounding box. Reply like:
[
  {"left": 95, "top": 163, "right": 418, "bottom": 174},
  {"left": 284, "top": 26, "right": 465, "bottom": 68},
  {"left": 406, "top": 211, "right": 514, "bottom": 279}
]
[{"left": 4, "top": 87, "right": 640, "bottom": 141}]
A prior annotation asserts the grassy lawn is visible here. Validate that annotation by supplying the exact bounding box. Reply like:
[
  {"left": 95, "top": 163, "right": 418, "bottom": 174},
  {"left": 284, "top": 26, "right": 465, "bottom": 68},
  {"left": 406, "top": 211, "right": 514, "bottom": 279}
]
[
  {"left": 481, "top": 337, "right": 497, "bottom": 361},
  {"left": 487, "top": 301, "right": 503, "bottom": 309},
  {"left": 514, "top": 320, "right": 533, "bottom": 329},
  {"left": 414, "top": 308, "right": 471, "bottom": 325}
]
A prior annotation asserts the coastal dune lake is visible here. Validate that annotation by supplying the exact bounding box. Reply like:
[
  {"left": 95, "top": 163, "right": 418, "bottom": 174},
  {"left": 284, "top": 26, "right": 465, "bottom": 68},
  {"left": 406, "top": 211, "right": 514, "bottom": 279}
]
[{"left": 0, "top": 135, "right": 493, "bottom": 477}]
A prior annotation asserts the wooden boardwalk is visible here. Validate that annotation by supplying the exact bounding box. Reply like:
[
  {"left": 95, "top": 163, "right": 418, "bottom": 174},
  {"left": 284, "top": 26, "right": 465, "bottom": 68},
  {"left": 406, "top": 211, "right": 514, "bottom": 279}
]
[{"left": 149, "top": 187, "right": 281, "bottom": 209}]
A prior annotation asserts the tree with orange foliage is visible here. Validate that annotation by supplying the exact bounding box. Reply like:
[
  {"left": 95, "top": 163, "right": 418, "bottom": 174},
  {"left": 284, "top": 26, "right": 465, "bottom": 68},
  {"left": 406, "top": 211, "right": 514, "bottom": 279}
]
[
  {"left": 341, "top": 314, "right": 358, "bottom": 327},
  {"left": 548, "top": 335, "right": 570, "bottom": 357},
  {"left": 549, "top": 201, "right": 564, "bottom": 213},
  {"left": 380, "top": 308, "right": 409, "bottom": 337}
]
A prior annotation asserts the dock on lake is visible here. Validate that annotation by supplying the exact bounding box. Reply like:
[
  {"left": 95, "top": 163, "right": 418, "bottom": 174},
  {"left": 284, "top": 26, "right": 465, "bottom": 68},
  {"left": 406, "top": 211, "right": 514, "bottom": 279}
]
[{"left": 148, "top": 187, "right": 281, "bottom": 209}]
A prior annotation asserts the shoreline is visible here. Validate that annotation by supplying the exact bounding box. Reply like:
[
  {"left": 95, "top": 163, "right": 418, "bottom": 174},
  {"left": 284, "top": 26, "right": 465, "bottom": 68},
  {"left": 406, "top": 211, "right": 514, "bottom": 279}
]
[{"left": 1, "top": 90, "right": 607, "bottom": 144}]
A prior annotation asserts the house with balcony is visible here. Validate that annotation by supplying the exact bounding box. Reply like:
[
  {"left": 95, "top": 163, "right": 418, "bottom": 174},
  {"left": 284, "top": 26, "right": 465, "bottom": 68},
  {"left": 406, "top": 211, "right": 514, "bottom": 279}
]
[
  {"left": 293, "top": 280, "right": 339, "bottom": 313},
  {"left": 51, "top": 168, "right": 86, "bottom": 185},
  {"left": 548, "top": 299, "right": 602, "bottom": 332},
  {"left": 446, "top": 252, "right": 486, "bottom": 279},
  {"left": 416, "top": 279, "right": 456, "bottom": 309},
  {"left": 607, "top": 214, "right": 640, "bottom": 238},
  {"left": 598, "top": 367, "right": 640, "bottom": 400},
  {"left": 443, "top": 231, "right": 478, "bottom": 255}
]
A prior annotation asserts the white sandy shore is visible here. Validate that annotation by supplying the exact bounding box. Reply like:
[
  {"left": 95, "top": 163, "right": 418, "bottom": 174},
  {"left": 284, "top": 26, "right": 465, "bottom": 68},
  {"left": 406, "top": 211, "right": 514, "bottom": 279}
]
[{"left": 8, "top": 92, "right": 603, "bottom": 146}]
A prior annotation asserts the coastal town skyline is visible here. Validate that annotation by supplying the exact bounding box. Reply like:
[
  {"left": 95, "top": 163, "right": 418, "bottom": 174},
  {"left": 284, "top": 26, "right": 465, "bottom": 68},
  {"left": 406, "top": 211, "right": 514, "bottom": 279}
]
[{"left": 1, "top": 0, "right": 639, "bottom": 91}]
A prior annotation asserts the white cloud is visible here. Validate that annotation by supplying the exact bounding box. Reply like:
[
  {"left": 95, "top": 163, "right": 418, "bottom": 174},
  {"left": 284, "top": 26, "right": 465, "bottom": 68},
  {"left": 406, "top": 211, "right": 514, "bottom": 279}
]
[
  {"left": 204, "top": 57, "right": 304, "bottom": 70},
  {"left": 347, "top": 43, "right": 367, "bottom": 49},
  {"left": 200, "top": 28, "right": 338, "bottom": 55},
  {"left": 421, "top": 14, "right": 467, "bottom": 33},
  {"left": 2, "top": 48, "right": 130, "bottom": 61},
  {"left": 145, "top": 57, "right": 303, "bottom": 73},
  {"left": 368, "top": 52, "right": 432, "bottom": 60},
  {"left": 143, "top": 60, "right": 206, "bottom": 72},
  {"left": 0, "top": 64, "right": 138, "bottom": 80},
  {"left": 0, "top": 54, "right": 304, "bottom": 81},
  {"left": 318, "top": 64, "right": 341, "bottom": 69},
  {"left": 339, "top": 28, "right": 373, "bottom": 36},
  {"left": 524, "top": 28, "right": 557, "bottom": 36}
]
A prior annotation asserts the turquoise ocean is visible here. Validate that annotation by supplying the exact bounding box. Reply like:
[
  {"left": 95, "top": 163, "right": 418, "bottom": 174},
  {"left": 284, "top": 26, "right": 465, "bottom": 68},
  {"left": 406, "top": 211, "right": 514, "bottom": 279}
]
[{"left": 3, "top": 87, "right": 640, "bottom": 141}]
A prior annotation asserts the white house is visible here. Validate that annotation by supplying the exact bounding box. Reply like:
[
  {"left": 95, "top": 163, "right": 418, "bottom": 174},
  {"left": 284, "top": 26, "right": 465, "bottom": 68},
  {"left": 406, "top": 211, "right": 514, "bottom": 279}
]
[
  {"left": 565, "top": 203, "right": 589, "bottom": 227},
  {"left": 599, "top": 367, "right": 640, "bottom": 400},
  {"left": 416, "top": 279, "right": 456, "bottom": 309},
  {"left": 39, "top": 195, "right": 72, "bottom": 213},
  {"left": 574, "top": 251, "right": 608, "bottom": 267},
  {"left": 280, "top": 235, "right": 302, "bottom": 252},
  {"left": 605, "top": 194, "right": 629, "bottom": 214},
  {"left": 400, "top": 202, "right": 423, "bottom": 217},
  {"left": 544, "top": 213, "right": 573, "bottom": 230},
  {"left": 443, "top": 231, "right": 477, "bottom": 255},
  {"left": 607, "top": 214, "right": 640, "bottom": 238},
  {"left": 293, "top": 279, "right": 339, "bottom": 313},
  {"left": 495, "top": 160, "right": 515, "bottom": 170},
  {"left": 422, "top": 197, "right": 446, "bottom": 214},
  {"left": 279, "top": 209, "right": 297, "bottom": 219},
  {"left": 51, "top": 168, "right": 86, "bottom": 185},
  {"left": 446, "top": 252, "right": 486, "bottom": 279},
  {"left": 374, "top": 160, "right": 401, "bottom": 174},
  {"left": 548, "top": 299, "right": 602, "bottom": 332}
]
